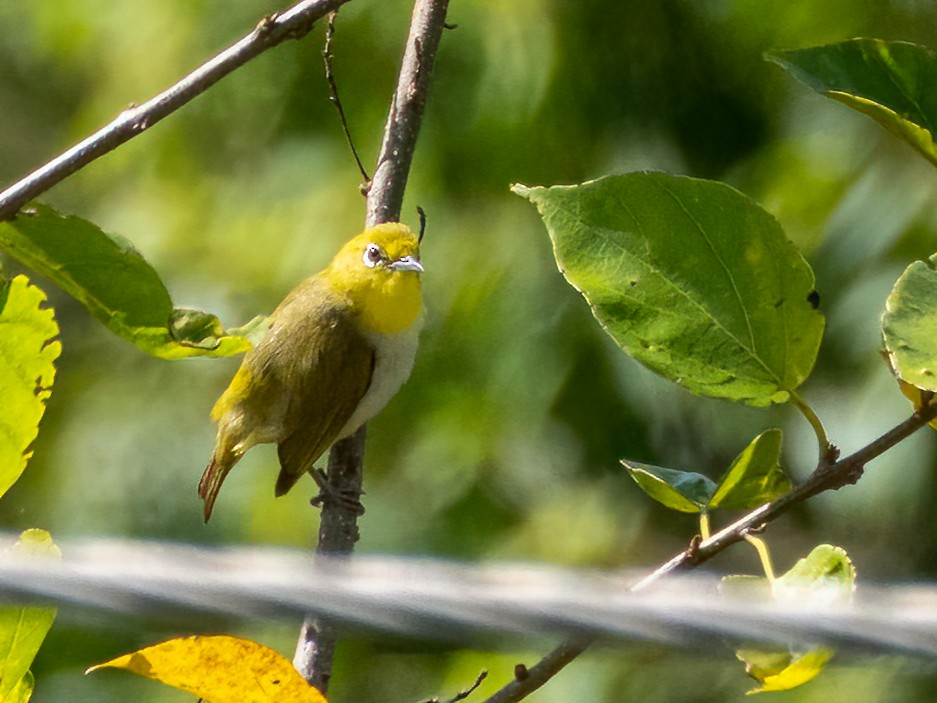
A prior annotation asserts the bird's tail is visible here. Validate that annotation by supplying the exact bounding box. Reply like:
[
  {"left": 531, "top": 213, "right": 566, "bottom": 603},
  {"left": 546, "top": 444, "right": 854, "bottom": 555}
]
[{"left": 198, "top": 447, "right": 239, "bottom": 523}]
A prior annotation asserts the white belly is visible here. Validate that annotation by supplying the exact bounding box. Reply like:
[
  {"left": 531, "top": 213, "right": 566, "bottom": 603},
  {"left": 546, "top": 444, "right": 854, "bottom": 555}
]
[{"left": 338, "top": 309, "right": 424, "bottom": 437}]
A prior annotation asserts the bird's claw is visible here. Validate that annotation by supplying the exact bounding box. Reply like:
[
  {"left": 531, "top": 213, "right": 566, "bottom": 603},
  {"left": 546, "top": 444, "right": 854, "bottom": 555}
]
[{"left": 308, "top": 467, "right": 366, "bottom": 515}]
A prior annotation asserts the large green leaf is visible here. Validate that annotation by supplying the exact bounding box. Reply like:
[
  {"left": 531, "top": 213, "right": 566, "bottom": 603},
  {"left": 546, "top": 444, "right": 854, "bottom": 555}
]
[
  {"left": 710, "top": 429, "right": 790, "bottom": 510},
  {"left": 0, "top": 530, "right": 59, "bottom": 703},
  {"left": 0, "top": 205, "right": 252, "bottom": 359},
  {"left": 769, "top": 39, "right": 937, "bottom": 168},
  {"left": 514, "top": 174, "right": 823, "bottom": 406},
  {"left": 621, "top": 461, "right": 716, "bottom": 513},
  {"left": 883, "top": 255, "right": 937, "bottom": 392},
  {"left": 0, "top": 276, "right": 60, "bottom": 498}
]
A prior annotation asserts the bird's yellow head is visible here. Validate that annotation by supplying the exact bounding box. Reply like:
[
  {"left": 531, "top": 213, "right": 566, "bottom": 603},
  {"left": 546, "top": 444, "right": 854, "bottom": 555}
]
[{"left": 325, "top": 222, "right": 424, "bottom": 335}]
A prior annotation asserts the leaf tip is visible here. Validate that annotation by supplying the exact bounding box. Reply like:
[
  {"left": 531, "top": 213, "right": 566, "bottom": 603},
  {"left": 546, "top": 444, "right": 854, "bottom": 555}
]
[{"left": 510, "top": 183, "right": 532, "bottom": 198}]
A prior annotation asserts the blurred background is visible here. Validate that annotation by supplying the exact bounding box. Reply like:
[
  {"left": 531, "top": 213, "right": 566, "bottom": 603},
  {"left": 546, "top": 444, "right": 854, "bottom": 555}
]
[{"left": 3, "top": 0, "right": 937, "bottom": 700}]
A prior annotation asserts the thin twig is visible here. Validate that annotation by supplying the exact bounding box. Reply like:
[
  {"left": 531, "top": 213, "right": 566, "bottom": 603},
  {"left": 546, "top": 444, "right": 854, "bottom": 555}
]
[
  {"left": 481, "top": 400, "right": 937, "bottom": 703},
  {"left": 292, "top": 0, "right": 450, "bottom": 692},
  {"left": 421, "top": 670, "right": 489, "bottom": 703},
  {"left": 451, "top": 670, "right": 489, "bottom": 702},
  {"left": 0, "top": 0, "right": 352, "bottom": 221},
  {"left": 322, "top": 10, "right": 371, "bottom": 185}
]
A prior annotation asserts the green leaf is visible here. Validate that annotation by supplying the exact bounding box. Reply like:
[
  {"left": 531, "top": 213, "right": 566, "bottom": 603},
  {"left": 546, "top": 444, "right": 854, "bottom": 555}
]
[
  {"left": 769, "top": 39, "right": 937, "bottom": 168},
  {"left": 0, "top": 276, "right": 60, "bottom": 498},
  {"left": 739, "top": 647, "right": 833, "bottom": 695},
  {"left": 621, "top": 461, "right": 716, "bottom": 513},
  {"left": 514, "top": 174, "right": 823, "bottom": 406},
  {"left": 0, "top": 530, "right": 59, "bottom": 703},
  {"left": 882, "top": 255, "right": 937, "bottom": 392},
  {"left": 776, "top": 544, "right": 855, "bottom": 602},
  {"left": 0, "top": 204, "right": 252, "bottom": 359},
  {"left": 726, "top": 545, "right": 850, "bottom": 694},
  {"left": 710, "top": 429, "right": 790, "bottom": 510}
]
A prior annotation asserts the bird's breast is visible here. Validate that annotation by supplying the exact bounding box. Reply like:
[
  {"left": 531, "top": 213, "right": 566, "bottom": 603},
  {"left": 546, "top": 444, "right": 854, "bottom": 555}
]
[{"left": 337, "top": 309, "right": 425, "bottom": 438}]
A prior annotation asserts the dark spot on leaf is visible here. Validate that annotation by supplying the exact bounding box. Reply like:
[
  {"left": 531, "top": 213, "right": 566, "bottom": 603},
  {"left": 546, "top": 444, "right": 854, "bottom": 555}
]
[
  {"left": 271, "top": 679, "right": 280, "bottom": 685},
  {"left": 807, "top": 290, "right": 820, "bottom": 309},
  {"left": 630, "top": 280, "right": 638, "bottom": 287},
  {"left": 774, "top": 298, "right": 785, "bottom": 308}
]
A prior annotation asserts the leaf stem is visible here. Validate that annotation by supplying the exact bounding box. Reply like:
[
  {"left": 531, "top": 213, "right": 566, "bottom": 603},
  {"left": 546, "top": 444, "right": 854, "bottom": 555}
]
[
  {"left": 743, "top": 534, "right": 775, "bottom": 584},
  {"left": 699, "top": 511, "right": 711, "bottom": 541},
  {"left": 791, "top": 392, "right": 831, "bottom": 461}
]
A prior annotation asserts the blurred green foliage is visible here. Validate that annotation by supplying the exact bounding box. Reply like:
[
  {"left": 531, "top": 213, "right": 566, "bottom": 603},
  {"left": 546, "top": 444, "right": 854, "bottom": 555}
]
[{"left": 4, "top": 0, "right": 937, "bottom": 701}]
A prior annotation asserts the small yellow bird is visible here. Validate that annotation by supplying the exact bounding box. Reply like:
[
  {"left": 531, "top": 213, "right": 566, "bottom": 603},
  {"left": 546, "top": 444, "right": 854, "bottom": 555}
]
[{"left": 198, "top": 222, "right": 425, "bottom": 521}]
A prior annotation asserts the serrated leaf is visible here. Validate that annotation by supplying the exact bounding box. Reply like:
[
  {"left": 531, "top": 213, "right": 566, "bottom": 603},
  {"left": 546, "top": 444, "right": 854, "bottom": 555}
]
[
  {"left": 514, "top": 174, "right": 824, "bottom": 406},
  {"left": 710, "top": 429, "right": 790, "bottom": 510},
  {"left": 621, "top": 461, "right": 716, "bottom": 513},
  {"left": 87, "top": 635, "right": 327, "bottom": 703},
  {"left": 0, "top": 275, "right": 60, "bottom": 498},
  {"left": 0, "top": 205, "right": 251, "bottom": 359},
  {"left": 776, "top": 544, "right": 855, "bottom": 604},
  {"left": 727, "top": 545, "right": 849, "bottom": 694},
  {"left": 0, "top": 530, "right": 58, "bottom": 703},
  {"left": 742, "top": 647, "right": 833, "bottom": 695},
  {"left": 769, "top": 39, "right": 937, "bottom": 167},
  {"left": 883, "top": 255, "right": 937, "bottom": 395}
]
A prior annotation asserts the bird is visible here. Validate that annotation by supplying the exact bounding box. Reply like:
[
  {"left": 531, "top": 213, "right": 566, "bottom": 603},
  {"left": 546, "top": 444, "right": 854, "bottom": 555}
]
[{"left": 198, "top": 221, "right": 425, "bottom": 522}]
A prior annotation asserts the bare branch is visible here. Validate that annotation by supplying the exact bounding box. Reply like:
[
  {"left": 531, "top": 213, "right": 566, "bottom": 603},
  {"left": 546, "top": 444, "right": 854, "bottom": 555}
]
[
  {"left": 0, "top": 0, "right": 352, "bottom": 221},
  {"left": 481, "top": 401, "right": 937, "bottom": 702},
  {"left": 293, "top": 0, "right": 450, "bottom": 692},
  {"left": 366, "top": 0, "right": 451, "bottom": 227}
]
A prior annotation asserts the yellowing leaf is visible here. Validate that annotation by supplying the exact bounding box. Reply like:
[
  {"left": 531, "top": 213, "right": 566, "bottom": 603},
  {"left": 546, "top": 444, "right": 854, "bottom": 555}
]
[
  {"left": 87, "top": 635, "right": 327, "bottom": 703},
  {"left": 0, "top": 275, "right": 60, "bottom": 498},
  {"left": 745, "top": 648, "right": 834, "bottom": 694}
]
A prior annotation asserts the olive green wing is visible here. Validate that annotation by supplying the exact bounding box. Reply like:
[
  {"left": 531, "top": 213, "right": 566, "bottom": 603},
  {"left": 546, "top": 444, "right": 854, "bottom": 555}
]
[{"left": 267, "top": 278, "right": 375, "bottom": 496}]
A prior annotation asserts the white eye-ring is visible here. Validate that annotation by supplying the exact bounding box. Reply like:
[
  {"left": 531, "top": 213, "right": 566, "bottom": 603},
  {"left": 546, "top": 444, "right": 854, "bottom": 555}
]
[{"left": 363, "top": 243, "right": 384, "bottom": 268}]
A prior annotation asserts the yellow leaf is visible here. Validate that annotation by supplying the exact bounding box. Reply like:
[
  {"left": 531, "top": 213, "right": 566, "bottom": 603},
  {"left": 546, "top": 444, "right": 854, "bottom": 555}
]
[
  {"left": 87, "top": 635, "right": 327, "bottom": 703},
  {"left": 746, "top": 648, "right": 833, "bottom": 694}
]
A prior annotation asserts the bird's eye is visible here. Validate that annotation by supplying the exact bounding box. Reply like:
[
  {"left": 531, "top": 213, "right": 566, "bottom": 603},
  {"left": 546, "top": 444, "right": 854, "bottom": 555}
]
[{"left": 363, "top": 243, "right": 384, "bottom": 268}]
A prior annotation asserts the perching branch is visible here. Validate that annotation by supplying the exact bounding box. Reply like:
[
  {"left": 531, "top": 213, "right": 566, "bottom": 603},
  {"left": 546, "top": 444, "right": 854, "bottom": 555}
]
[
  {"left": 0, "top": 0, "right": 352, "bottom": 221},
  {"left": 482, "top": 400, "right": 937, "bottom": 703},
  {"left": 292, "top": 0, "right": 451, "bottom": 692}
]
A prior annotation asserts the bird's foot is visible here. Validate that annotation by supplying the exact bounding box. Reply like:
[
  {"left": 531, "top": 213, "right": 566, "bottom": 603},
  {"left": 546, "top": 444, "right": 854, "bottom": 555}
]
[{"left": 308, "top": 467, "right": 366, "bottom": 515}]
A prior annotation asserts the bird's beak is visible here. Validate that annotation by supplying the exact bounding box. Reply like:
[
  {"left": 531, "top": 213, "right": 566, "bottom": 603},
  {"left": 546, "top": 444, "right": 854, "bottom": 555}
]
[{"left": 389, "top": 255, "right": 424, "bottom": 273}]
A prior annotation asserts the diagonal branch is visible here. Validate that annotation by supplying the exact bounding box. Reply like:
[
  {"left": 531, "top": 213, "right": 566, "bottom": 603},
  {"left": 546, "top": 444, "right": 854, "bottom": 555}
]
[
  {"left": 0, "top": 0, "right": 352, "bottom": 221},
  {"left": 482, "top": 401, "right": 937, "bottom": 703},
  {"left": 291, "top": 0, "right": 451, "bottom": 693}
]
